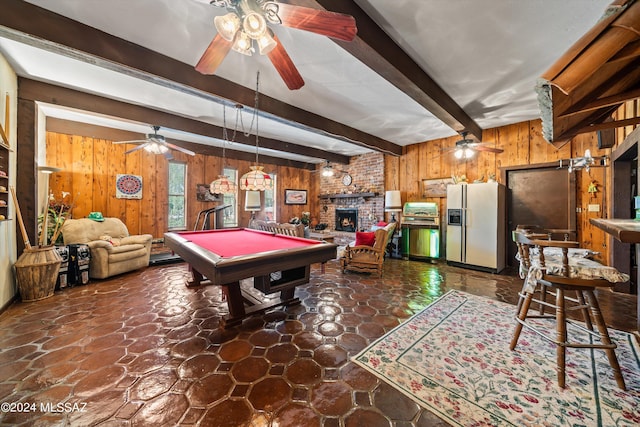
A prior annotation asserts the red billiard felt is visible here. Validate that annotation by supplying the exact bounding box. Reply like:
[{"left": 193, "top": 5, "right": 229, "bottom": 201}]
[{"left": 177, "top": 229, "right": 319, "bottom": 258}]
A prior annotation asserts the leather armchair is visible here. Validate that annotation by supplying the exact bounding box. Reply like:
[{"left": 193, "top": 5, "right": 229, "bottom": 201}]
[{"left": 61, "top": 218, "right": 153, "bottom": 279}]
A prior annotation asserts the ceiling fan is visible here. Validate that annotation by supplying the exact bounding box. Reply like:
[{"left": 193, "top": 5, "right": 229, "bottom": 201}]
[
  {"left": 558, "top": 149, "right": 607, "bottom": 173},
  {"left": 113, "top": 126, "right": 196, "bottom": 159},
  {"left": 312, "top": 161, "right": 348, "bottom": 177},
  {"left": 442, "top": 131, "right": 504, "bottom": 159},
  {"left": 195, "top": 0, "right": 357, "bottom": 90}
]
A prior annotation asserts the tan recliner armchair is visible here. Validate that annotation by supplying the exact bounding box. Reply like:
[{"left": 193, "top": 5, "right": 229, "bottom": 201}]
[
  {"left": 341, "top": 222, "right": 396, "bottom": 277},
  {"left": 61, "top": 218, "right": 153, "bottom": 279}
]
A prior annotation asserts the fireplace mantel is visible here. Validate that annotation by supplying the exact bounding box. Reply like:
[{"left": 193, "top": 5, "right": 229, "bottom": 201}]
[{"left": 319, "top": 192, "right": 377, "bottom": 202}]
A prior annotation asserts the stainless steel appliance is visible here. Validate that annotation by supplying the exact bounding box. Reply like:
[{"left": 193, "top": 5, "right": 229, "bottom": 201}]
[
  {"left": 401, "top": 202, "right": 440, "bottom": 260},
  {"left": 446, "top": 182, "right": 505, "bottom": 273}
]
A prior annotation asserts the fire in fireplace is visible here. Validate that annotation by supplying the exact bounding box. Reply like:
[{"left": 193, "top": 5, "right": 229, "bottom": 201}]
[{"left": 335, "top": 208, "right": 358, "bottom": 232}]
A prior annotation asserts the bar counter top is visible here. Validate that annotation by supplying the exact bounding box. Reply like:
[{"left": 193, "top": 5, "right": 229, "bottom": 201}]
[{"left": 590, "top": 218, "right": 640, "bottom": 243}]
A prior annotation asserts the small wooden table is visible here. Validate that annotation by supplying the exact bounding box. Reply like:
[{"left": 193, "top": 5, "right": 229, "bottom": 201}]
[
  {"left": 590, "top": 218, "right": 640, "bottom": 334},
  {"left": 308, "top": 231, "right": 335, "bottom": 243}
]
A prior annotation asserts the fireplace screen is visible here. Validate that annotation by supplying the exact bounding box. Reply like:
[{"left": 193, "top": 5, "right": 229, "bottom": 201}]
[{"left": 335, "top": 208, "right": 358, "bottom": 232}]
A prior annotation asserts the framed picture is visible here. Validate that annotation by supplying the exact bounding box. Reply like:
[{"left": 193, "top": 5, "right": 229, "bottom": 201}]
[
  {"left": 116, "top": 174, "right": 143, "bottom": 199},
  {"left": 284, "top": 189, "right": 307, "bottom": 205},
  {"left": 196, "top": 183, "right": 222, "bottom": 202},
  {"left": 421, "top": 177, "right": 454, "bottom": 198}
]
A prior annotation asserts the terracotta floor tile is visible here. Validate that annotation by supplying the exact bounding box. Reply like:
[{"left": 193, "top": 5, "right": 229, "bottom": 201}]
[{"left": 0, "top": 259, "right": 636, "bottom": 426}]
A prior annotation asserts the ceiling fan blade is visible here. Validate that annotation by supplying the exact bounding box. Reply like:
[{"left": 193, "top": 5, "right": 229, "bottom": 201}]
[
  {"left": 164, "top": 142, "right": 196, "bottom": 156},
  {"left": 195, "top": 34, "right": 232, "bottom": 75},
  {"left": 274, "top": 3, "right": 357, "bottom": 41},
  {"left": 124, "top": 144, "right": 148, "bottom": 154},
  {"left": 113, "top": 140, "right": 147, "bottom": 144},
  {"left": 473, "top": 145, "right": 504, "bottom": 153},
  {"left": 441, "top": 146, "right": 458, "bottom": 154},
  {"left": 267, "top": 36, "right": 304, "bottom": 90}
]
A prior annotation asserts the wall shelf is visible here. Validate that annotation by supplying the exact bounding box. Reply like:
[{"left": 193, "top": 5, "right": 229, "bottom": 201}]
[{"left": 319, "top": 192, "right": 377, "bottom": 202}]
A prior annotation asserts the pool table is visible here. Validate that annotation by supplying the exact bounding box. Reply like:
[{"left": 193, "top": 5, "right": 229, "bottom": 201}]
[{"left": 164, "top": 228, "right": 337, "bottom": 327}]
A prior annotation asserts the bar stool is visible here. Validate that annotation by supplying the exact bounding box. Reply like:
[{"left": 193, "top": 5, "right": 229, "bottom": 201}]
[{"left": 510, "top": 230, "right": 626, "bottom": 390}]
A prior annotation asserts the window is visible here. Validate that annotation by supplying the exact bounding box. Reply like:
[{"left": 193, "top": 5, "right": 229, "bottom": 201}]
[
  {"left": 223, "top": 167, "right": 237, "bottom": 227},
  {"left": 168, "top": 161, "right": 187, "bottom": 229},
  {"left": 264, "top": 173, "right": 277, "bottom": 221}
]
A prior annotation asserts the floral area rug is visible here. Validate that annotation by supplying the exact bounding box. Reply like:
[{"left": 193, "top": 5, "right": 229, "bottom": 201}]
[{"left": 353, "top": 290, "right": 640, "bottom": 426}]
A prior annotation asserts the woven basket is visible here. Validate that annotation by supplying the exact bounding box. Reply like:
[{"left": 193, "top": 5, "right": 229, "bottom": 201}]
[{"left": 14, "top": 246, "right": 62, "bottom": 302}]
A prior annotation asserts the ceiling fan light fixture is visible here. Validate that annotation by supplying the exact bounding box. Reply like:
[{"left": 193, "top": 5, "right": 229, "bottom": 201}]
[
  {"left": 322, "top": 166, "right": 334, "bottom": 177},
  {"left": 454, "top": 149, "right": 464, "bottom": 159},
  {"left": 144, "top": 142, "right": 168, "bottom": 155},
  {"left": 257, "top": 30, "right": 277, "bottom": 55},
  {"left": 214, "top": 13, "right": 241, "bottom": 41},
  {"left": 464, "top": 148, "right": 475, "bottom": 158},
  {"left": 232, "top": 31, "right": 253, "bottom": 55},
  {"left": 243, "top": 12, "right": 267, "bottom": 39}
]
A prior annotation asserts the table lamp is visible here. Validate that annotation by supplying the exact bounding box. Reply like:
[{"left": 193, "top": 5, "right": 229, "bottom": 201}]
[
  {"left": 244, "top": 190, "right": 261, "bottom": 228},
  {"left": 384, "top": 190, "right": 402, "bottom": 222}
]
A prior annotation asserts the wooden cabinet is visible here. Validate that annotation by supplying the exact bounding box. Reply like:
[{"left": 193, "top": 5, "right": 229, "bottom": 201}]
[{"left": 0, "top": 141, "right": 9, "bottom": 221}]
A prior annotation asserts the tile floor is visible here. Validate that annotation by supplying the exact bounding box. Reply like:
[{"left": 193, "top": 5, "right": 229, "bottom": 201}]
[{"left": 0, "top": 258, "right": 637, "bottom": 426}]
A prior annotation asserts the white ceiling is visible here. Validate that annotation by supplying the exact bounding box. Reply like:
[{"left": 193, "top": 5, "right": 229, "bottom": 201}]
[{"left": 0, "top": 0, "right": 611, "bottom": 164}]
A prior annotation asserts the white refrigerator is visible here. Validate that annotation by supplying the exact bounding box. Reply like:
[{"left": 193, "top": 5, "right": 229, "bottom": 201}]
[{"left": 446, "top": 182, "right": 505, "bottom": 273}]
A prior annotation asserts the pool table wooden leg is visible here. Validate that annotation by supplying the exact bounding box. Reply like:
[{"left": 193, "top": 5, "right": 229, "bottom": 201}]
[
  {"left": 221, "top": 281, "right": 246, "bottom": 319},
  {"left": 186, "top": 266, "right": 206, "bottom": 287}
]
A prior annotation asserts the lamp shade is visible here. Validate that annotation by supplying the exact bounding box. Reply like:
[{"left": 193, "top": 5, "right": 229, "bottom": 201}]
[
  {"left": 214, "top": 13, "right": 241, "bottom": 41},
  {"left": 257, "top": 29, "right": 277, "bottom": 55},
  {"left": 384, "top": 190, "right": 402, "bottom": 211},
  {"left": 210, "top": 175, "right": 237, "bottom": 194},
  {"left": 243, "top": 12, "right": 267, "bottom": 39},
  {"left": 231, "top": 30, "right": 253, "bottom": 56},
  {"left": 240, "top": 165, "right": 273, "bottom": 191},
  {"left": 244, "top": 191, "right": 261, "bottom": 211}
]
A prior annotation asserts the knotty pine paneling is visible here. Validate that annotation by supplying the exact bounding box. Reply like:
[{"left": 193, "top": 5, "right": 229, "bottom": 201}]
[
  {"left": 385, "top": 119, "right": 637, "bottom": 266},
  {"left": 46, "top": 132, "right": 320, "bottom": 239}
]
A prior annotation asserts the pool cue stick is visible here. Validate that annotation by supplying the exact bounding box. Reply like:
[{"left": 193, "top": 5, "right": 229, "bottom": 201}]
[{"left": 9, "top": 186, "right": 32, "bottom": 249}]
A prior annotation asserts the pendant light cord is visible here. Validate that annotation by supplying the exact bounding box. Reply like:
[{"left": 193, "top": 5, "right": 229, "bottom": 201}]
[{"left": 254, "top": 71, "right": 260, "bottom": 165}]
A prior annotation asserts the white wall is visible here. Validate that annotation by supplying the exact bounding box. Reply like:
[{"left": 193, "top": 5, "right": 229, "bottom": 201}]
[{"left": 0, "top": 52, "right": 18, "bottom": 309}]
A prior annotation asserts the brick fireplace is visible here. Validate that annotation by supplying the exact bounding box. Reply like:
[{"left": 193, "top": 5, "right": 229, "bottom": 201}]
[
  {"left": 318, "top": 153, "right": 385, "bottom": 233},
  {"left": 335, "top": 208, "right": 358, "bottom": 231}
]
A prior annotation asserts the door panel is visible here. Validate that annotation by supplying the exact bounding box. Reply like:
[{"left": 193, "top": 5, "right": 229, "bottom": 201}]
[
  {"left": 506, "top": 167, "right": 576, "bottom": 265},
  {"left": 466, "top": 183, "right": 498, "bottom": 268}
]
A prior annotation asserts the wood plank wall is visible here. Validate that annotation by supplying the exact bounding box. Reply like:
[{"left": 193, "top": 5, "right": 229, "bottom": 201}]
[
  {"left": 385, "top": 108, "right": 639, "bottom": 265},
  {"left": 45, "top": 132, "right": 318, "bottom": 238},
  {"left": 46, "top": 100, "right": 638, "bottom": 264}
]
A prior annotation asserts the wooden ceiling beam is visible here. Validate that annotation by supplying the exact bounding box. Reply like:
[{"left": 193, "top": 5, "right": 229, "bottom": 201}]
[
  {"left": 20, "top": 79, "right": 350, "bottom": 165},
  {"left": 560, "top": 86, "right": 640, "bottom": 118},
  {"left": 578, "top": 116, "right": 640, "bottom": 133},
  {"left": 549, "top": 59, "right": 640, "bottom": 142},
  {"left": 304, "top": 0, "right": 483, "bottom": 141},
  {"left": 0, "top": 0, "right": 401, "bottom": 156}
]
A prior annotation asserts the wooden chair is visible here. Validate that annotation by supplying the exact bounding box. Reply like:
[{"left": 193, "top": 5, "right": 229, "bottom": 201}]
[
  {"left": 253, "top": 221, "right": 304, "bottom": 238},
  {"left": 510, "top": 229, "right": 626, "bottom": 390},
  {"left": 341, "top": 227, "right": 390, "bottom": 277}
]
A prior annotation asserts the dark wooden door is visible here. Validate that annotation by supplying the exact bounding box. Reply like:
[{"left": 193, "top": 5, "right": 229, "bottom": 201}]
[{"left": 506, "top": 166, "right": 576, "bottom": 265}]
